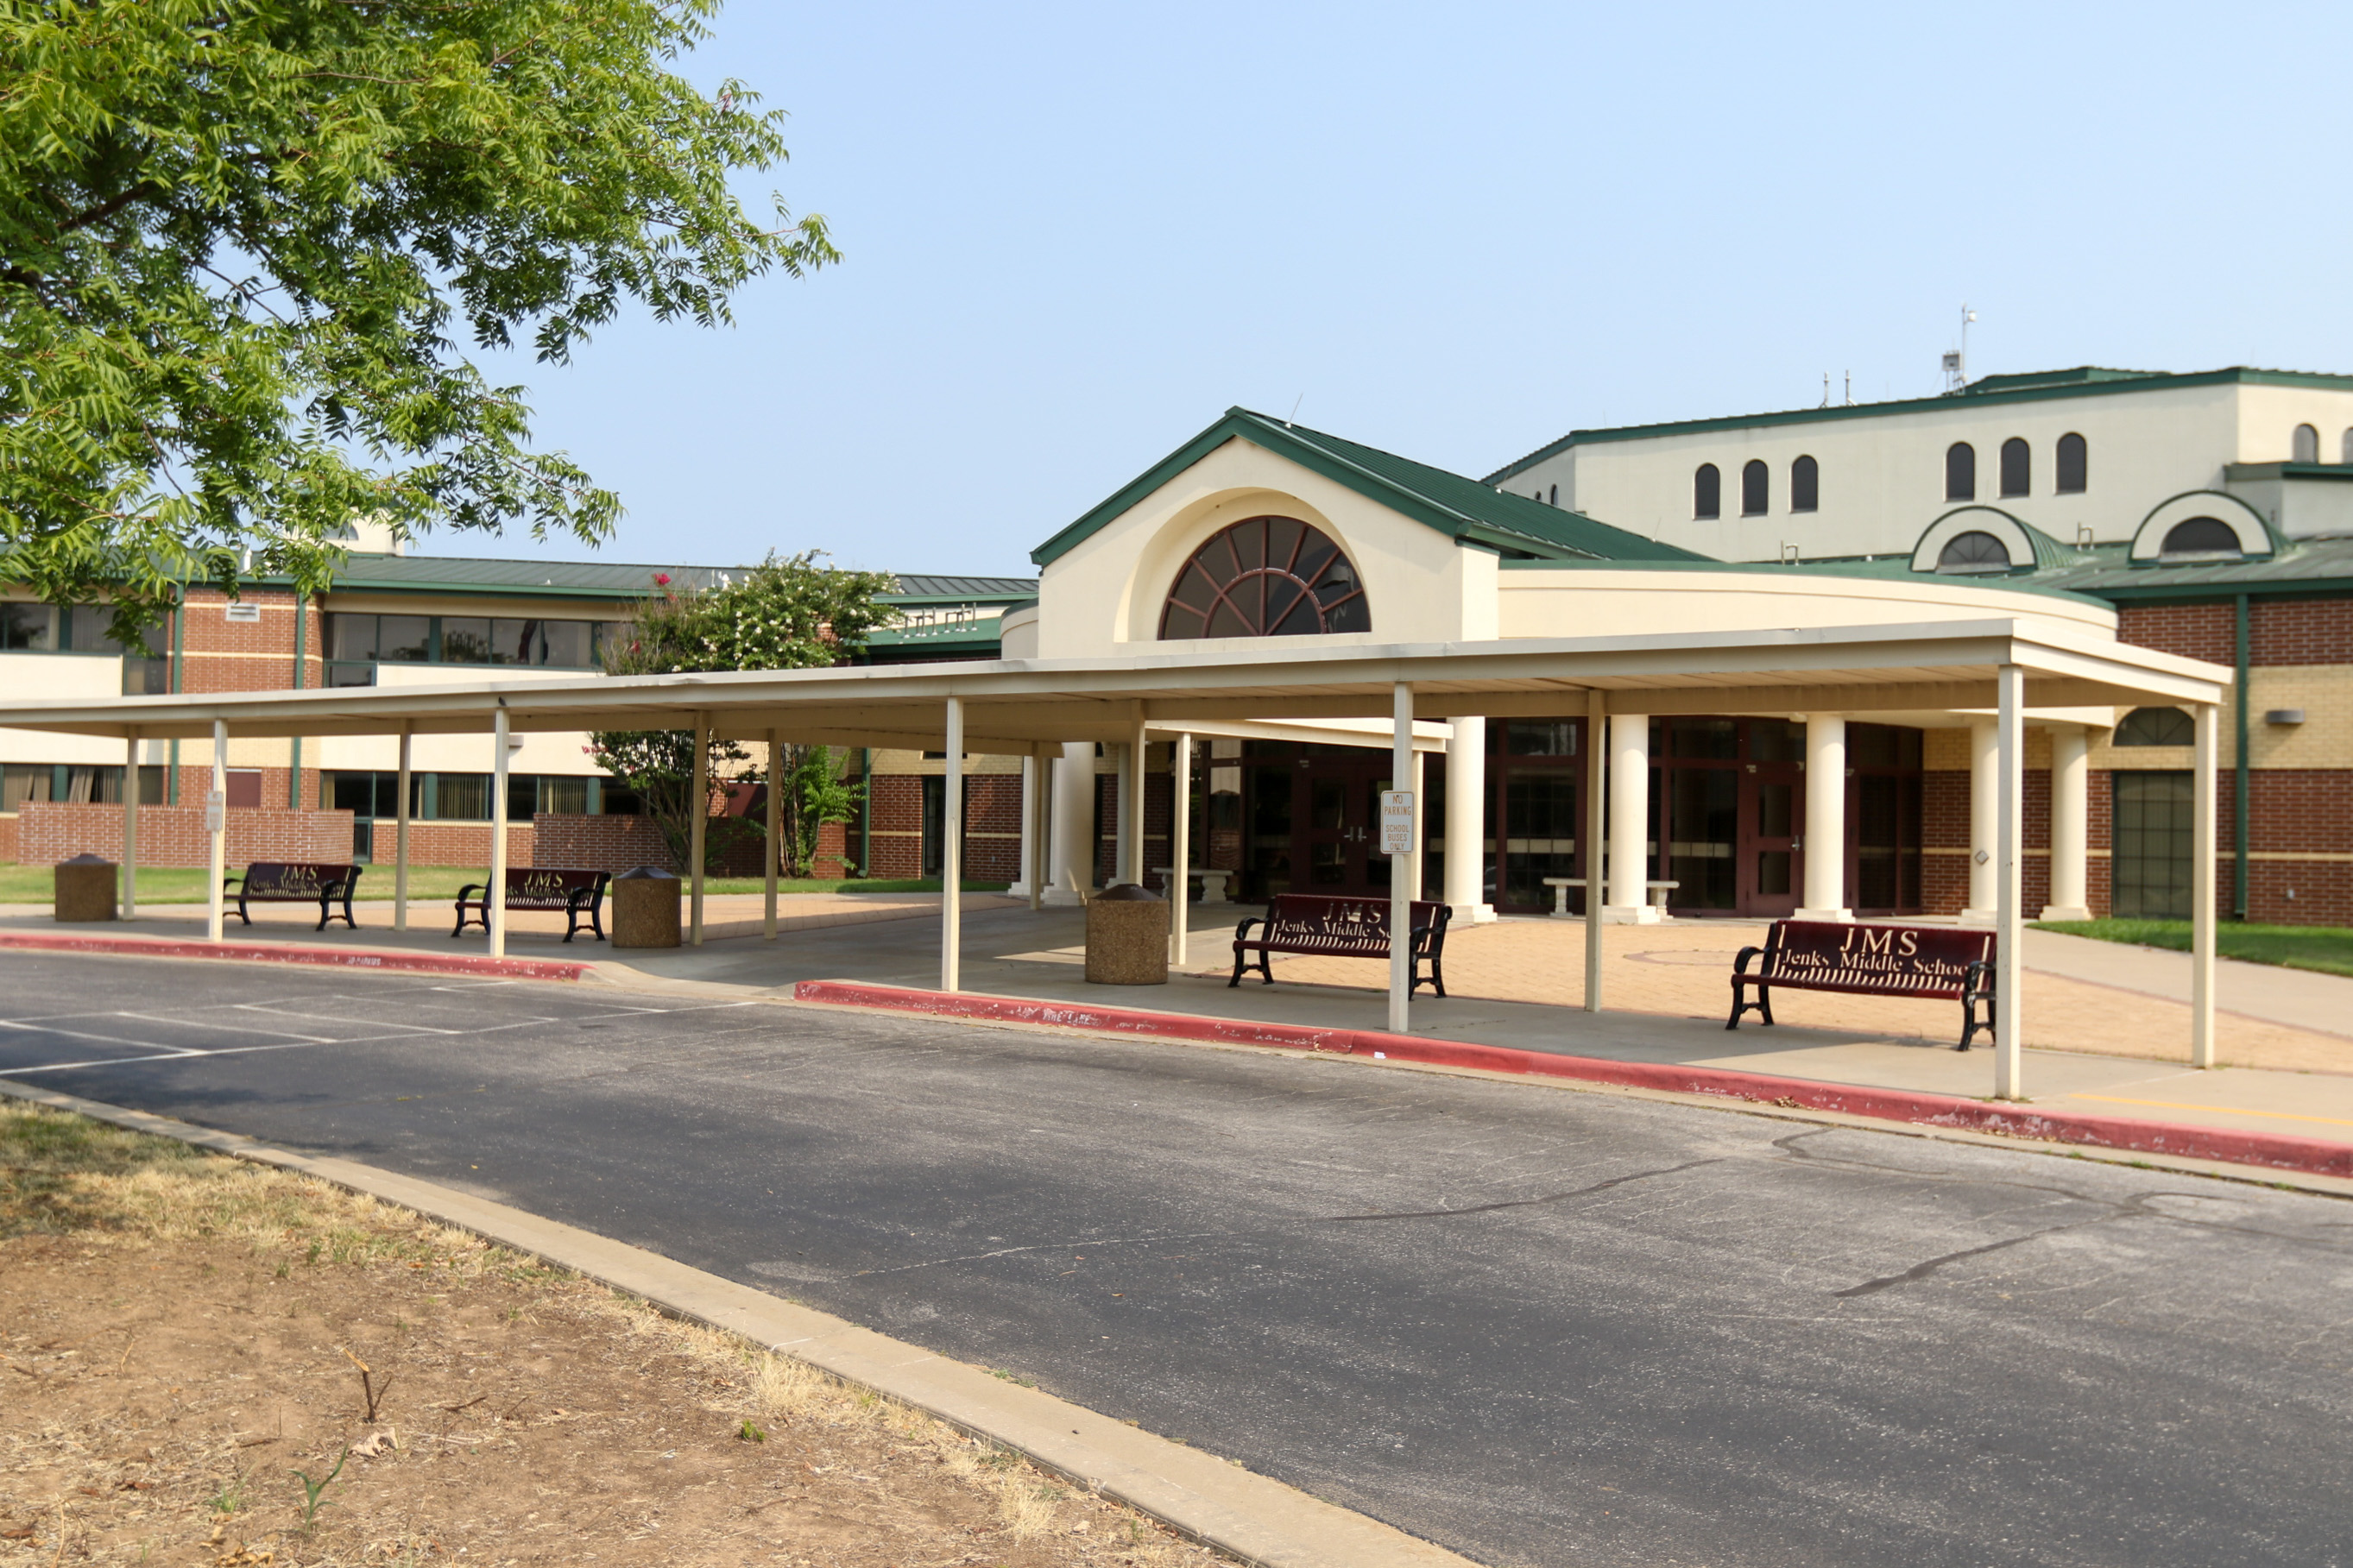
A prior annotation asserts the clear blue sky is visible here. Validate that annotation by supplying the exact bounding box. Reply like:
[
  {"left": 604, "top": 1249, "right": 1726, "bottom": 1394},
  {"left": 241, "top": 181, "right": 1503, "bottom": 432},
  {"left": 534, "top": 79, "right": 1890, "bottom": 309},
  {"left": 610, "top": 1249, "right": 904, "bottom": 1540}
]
[{"left": 442, "top": 0, "right": 2353, "bottom": 578}]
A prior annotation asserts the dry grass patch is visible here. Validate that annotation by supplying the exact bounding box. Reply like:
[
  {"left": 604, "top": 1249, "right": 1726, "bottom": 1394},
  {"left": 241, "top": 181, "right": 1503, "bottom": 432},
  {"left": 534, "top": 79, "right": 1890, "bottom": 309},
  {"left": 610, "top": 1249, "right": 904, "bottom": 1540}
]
[{"left": 0, "top": 1099, "right": 1230, "bottom": 1566}]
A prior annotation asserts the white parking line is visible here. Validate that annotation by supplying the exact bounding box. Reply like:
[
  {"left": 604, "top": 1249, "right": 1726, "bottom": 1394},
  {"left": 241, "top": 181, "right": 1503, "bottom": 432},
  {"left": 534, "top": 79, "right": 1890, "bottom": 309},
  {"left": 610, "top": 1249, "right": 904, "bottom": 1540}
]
[{"left": 0, "top": 1013, "right": 581, "bottom": 1076}]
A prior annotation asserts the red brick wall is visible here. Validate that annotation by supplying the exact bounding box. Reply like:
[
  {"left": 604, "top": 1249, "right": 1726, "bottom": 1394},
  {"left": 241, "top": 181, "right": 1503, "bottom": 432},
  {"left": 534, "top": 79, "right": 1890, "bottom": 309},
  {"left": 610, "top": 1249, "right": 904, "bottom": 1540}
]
[
  {"left": 866, "top": 774, "right": 923, "bottom": 878},
  {"left": 1091, "top": 771, "right": 1175, "bottom": 890},
  {"left": 1921, "top": 771, "right": 1968, "bottom": 914},
  {"left": 529, "top": 814, "right": 672, "bottom": 873},
  {"left": 177, "top": 588, "right": 317, "bottom": 695},
  {"left": 2249, "top": 598, "right": 2353, "bottom": 666},
  {"left": 861, "top": 773, "right": 1020, "bottom": 882},
  {"left": 17, "top": 803, "right": 353, "bottom": 866},
  {"left": 2116, "top": 603, "right": 2233, "bottom": 664},
  {"left": 0, "top": 812, "right": 16, "bottom": 864}
]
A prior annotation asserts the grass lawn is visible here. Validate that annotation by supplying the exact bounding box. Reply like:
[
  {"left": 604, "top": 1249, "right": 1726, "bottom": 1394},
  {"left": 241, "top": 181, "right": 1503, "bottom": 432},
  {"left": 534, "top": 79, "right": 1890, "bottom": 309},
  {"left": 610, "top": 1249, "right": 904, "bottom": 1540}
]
[
  {"left": 0, "top": 863, "right": 1006, "bottom": 905},
  {"left": 2032, "top": 917, "right": 2353, "bottom": 979}
]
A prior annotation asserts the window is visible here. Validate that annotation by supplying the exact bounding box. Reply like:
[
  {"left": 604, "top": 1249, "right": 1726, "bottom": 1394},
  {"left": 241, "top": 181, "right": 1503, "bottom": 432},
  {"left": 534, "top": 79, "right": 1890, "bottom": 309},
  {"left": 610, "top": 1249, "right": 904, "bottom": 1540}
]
[
  {"left": 1999, "top": 437, "right": 2030, "bottom": 498},
  {"left": 1158, "top": 516, "right": 1368, "bottom": 639},
  {"left": 2160, "top": 517, "right": 2243, "bottom": 560},
  {"left": 2111, "top": 772, "right": 2193, "bottom": 918},
  {"left": 321, "top": 613, "right": 599, "bottom": 683},
  {"left": 1740, "top": 459, "right": 1769, "bottom": 516},
  {"left": 2293, "top": 424, "right": 2320, "bottom": 463},
  {"left": 2115, "top": 707, "right": 2194, "bottom": 746},
  {"left": 1935, "top": 531, "right": 2011, "bottom": 573},
  {"left": 1549, "top": 484, "right": 1558, "bottom": 506},
  {"left": 2056, "top": 432, "right": 2087, "bottom": 494},
  {"left": 1789, "top": 456, "right": 1819, "bottom": 513},
  {"left": 2343, "top": 429, "right": 2353, "bottom": 464},
  {"left": 1, "top": 603, "right": 55, "bottom": 650},
  {"left": 1694, "top": 464, "right": 1721, "bottom": 520},
  {"left": 1945, "top": 443, "right": 1976, "bottom": 501},
  {"left": 224, "top": 770, "right": 263, "bottom": 809}
]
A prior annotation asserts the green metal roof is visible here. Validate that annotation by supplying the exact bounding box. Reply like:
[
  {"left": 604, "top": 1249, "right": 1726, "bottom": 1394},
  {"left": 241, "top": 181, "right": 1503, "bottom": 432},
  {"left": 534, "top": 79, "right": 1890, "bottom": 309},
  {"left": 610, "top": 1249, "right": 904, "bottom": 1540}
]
[
  {"left": 1031, "top": 407, "right": 1713, "bottom": 569},
  {"left": 2029, "top": 536, "right": 2353, "bottom": 601},
  {"left": 1484, "top": 366, "right": 2353, "bottom": 484},
  {"left": 316, "top": 555, "right": 1034, "bottom": 606}
]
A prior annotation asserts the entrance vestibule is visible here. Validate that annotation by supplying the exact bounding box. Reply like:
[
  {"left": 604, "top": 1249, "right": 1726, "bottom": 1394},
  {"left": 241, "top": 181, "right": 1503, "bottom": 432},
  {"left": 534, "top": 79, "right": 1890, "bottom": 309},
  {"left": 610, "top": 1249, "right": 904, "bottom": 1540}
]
[{"left": 1226, "top": 718, "right": 1925, "bottom": 919}]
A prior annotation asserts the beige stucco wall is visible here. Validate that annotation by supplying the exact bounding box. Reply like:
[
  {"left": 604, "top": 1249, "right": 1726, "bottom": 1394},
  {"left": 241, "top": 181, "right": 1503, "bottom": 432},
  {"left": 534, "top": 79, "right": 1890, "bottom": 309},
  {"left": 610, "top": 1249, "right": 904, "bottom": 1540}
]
[
  {"left": 314, "top": 666, "right": 603, "bottom": 775},
  {"left": 1496, "top": 568, "right": 2117, "bottom": 641},
  {"left": 1034, "top": 438, "right": 1493, "bottom": 659},
  {"left": 1507, "top": 381, "right": 2353, "bottom": 564},
  {"left": 0, "top": 652, "right": 138, "bottom": 766}
]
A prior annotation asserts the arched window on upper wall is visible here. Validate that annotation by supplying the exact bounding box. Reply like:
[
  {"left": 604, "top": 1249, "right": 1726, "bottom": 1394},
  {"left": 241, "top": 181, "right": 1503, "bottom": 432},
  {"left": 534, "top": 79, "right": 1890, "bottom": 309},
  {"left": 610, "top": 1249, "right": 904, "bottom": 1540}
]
[
  {"left": 1158, "top": 516, "right": 1369, "bottom": 639},
  {"left": 2115, "top": 707, "right": 2195, "bottom": 746},
  {"left": 2341, "top": 428, "right": 2353, "bottom": 464},
  {"left": 1935, "top": 530, "right": 2010, "bottom": 573},
  {"left": 2293, "top": 424, "right": 2320, "bottom": 463},
  {"left": 1790, "top": 456, "right": 1819, "bottom": 513},
  {"left": 2056, "top": 432, "right": 2088, "bottom": 493},
  {"left": 2160, "top": 517, "right": 2243, "bottom": 560},
  {"left": 1694, "top": 463, "right": 1721, "bottom": 520},
  {"left": 1946, "top": 443, "right": 1976, "bottom": 501},
  {"left": 1549, "top": 484, "right": 1558, "bottom": 506},
  {"left": 1999, "top": 438, "right": 2031, "bottom": 498},
  {"left": 1741, "top": 459, "right": 1769, "bottom": 516}
]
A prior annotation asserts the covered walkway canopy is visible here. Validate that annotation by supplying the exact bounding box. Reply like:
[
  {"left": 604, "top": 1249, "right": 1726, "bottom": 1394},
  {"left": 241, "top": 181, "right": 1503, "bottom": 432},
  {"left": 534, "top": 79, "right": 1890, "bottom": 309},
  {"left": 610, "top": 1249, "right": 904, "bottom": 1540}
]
[{"left": 0, "top": 616, "right": 2230, "bottom": 1100}]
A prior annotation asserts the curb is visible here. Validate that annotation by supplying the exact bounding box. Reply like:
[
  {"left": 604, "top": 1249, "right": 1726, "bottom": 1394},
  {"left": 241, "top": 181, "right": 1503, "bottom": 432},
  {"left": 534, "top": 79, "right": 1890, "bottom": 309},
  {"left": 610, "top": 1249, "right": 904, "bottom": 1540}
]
[
  {"left": 0, "top": 929, "right": 591, "bottom": 983},
  {"left": 792, "top": 980, "right": 2353, "bottom": 1181},
  {"left": 0, "top": 1078, "right": 1473, "bottom": 1568}
]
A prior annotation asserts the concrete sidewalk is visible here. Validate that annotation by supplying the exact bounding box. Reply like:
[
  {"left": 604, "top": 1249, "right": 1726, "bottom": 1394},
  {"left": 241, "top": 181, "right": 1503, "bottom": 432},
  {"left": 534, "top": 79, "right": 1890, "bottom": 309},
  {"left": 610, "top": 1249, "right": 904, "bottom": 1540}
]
[{"left": 9, "top": 894, "right": 2352, "bottom": 1167}]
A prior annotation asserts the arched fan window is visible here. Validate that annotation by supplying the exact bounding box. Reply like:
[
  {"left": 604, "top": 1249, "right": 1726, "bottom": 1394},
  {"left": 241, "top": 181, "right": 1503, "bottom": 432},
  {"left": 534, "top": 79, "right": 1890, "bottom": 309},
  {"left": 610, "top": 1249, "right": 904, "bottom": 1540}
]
[
  {"left": 1159, "top": 517, "right": 1370, "bottom": 639},
  {"left": 1936, "top": 530, "right": 2012, "bottom": 573},
  {"left": 2115, "top": 707, "right": 2194, "bottom": 746},
  {"left": 2160, "top": 517, "right": 2243, "bottom": 560}
]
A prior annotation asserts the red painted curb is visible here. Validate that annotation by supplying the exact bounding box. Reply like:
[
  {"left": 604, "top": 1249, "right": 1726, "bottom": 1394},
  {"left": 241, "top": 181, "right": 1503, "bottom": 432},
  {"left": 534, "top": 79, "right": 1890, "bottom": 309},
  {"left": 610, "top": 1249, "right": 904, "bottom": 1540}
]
[
  {"left": 0, "top": 929, "right": 590, "bottom": 983},
  {"left": 792, "top": 980, "right": 2353, "bottom": 1181}
]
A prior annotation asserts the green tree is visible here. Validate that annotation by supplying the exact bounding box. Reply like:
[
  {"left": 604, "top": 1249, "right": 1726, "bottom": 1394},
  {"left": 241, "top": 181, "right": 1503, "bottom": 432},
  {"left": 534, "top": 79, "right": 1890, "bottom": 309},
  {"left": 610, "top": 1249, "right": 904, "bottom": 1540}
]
[
  {"left": 589, "top": 552, "right": 894, "bottom": 873},
  {"left": 1, "top": 0, "right": 835, "bottom": 632}
]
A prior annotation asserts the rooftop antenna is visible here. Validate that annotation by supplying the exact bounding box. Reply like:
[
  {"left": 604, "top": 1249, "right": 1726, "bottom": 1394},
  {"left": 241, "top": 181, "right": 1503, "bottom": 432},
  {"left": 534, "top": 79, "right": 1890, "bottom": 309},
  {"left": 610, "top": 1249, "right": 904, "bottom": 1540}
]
[
  {"left": 1844, "top": 370, "right": 1852, "bottom": 406},
  {"left": 1821, "top": 373, "right": 1831, "bottom": 408},
  {"left": 1286, "top": 394, "right": 1303, "bottom": 428},
  {"left": 1943, "top": 303, "right": 1977, "bottom": 393}
]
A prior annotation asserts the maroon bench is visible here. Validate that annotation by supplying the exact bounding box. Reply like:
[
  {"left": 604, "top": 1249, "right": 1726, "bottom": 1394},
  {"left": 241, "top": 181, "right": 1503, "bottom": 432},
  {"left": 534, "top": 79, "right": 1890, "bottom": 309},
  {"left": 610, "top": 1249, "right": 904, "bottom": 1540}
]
[
  {"left": 453, "top": 868, "right": 611, "bottom": 943},
  {"left": 225, "top": 862, "right": 363, "bottom": 931},
  {"left": 1728, "top": 919, "right": 1995, "bottom": 1050},
  {"left": 1231, "top": 892, "right": 1450, "bottom": 998}
]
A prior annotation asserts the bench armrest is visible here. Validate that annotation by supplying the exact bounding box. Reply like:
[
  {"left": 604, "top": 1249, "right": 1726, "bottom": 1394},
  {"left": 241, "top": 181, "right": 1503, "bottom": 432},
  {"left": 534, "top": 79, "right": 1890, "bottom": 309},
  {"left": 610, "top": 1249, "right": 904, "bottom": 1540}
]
[
  {"left": 1233, "top": 916, "right": 1264, "bottom": 941},
  {"left": 222, "top": 874, "right": 244, "bottom": 890},
  {"left": 567, "top": 885, "right": 597, "bottom": 910},
  {"left": 1732, "top": 944, "right": 1764, "bottom": 977},
  {"left": 455, "top": 883, "right": 485, "bottom": 900}
]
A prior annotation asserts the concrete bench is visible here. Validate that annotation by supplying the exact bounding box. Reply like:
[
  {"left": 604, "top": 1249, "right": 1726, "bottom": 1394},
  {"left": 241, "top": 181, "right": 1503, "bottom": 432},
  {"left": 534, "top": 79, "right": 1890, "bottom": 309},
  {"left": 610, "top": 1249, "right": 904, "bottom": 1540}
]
[{"left": 1539, "top": 877, "right": 1679, "bottom": 916}]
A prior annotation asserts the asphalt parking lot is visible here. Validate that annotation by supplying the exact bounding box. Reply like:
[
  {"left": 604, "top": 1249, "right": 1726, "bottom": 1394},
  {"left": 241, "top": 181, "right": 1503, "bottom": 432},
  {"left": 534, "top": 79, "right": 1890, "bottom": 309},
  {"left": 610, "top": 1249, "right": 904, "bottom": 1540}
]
[{"left": 4, "top": 950, "right": 2350, "bottom": 1568}]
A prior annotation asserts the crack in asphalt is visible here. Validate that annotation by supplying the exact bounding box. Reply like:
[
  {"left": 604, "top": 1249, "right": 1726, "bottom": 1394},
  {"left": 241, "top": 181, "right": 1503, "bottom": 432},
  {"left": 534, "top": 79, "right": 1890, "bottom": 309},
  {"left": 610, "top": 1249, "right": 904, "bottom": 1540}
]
[{"left": 848, "top": 1158, "right": 1725, "bottom": 1279}]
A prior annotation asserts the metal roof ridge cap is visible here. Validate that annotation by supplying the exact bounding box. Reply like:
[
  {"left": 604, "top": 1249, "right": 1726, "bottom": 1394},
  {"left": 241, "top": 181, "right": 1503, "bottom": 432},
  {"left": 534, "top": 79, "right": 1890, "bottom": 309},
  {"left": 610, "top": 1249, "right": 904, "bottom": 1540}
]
[{"left": 1237, "top": 412, "right": 1492, "bottom": 534}]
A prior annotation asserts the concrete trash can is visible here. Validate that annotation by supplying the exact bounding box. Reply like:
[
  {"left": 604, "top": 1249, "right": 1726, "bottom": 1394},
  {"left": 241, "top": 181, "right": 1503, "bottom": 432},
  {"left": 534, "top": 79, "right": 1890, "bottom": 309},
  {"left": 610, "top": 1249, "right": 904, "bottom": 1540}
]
[
  {"left": 1085, "top": 882, "right": 1168, "bottom": 985},
  {"left": 610, "top": 866, "right": 683, "bottom": 948},
  {"left": 54, "top": 853, "right": 117, "bottom": 923}
]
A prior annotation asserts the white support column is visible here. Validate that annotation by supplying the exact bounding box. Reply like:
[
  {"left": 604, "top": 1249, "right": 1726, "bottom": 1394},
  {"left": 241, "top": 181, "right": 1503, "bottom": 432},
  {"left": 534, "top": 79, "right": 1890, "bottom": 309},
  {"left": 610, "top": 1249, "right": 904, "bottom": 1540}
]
[
  {"left": 1027, "top": 745, "right": 1047, "bottom": 912},
  {"left": 1404, "top": 746, "right": 1425, "bottom": 902},
  {"left": 1585, "top": 690, "right": 1605, "bottom": 1011},
  {"left": 1126, "top": 713, "right": 1150, "bottom": 888},
  {"left": 688, "top": 712, "right": 708, "bottom": 947},
  {"left": 1965, "top": 717, "right": 1998, "bottom": 922},
  {"left": 206, "top": 719, "right": 227, "bottom": 943},
  {"left": 121, "top": 729, "right": 140, "bottom": 920},
  {"left": 1111, "top": 743, "right": 1133, "bottom": 887},
  {"left": 1388, "top": 682, "right": 1412, "bottom": 1036},
  {"left": 942, "top": 697, "right": 963, "bottom": 992},
  {"left": 2192, "top": 702, "right": 2218, "bottom": 1068},
  {"left": 1172, "top": 733, "right": 1192, "bottom": 967},
  {"left": 1796, "top": 714, "right": 1851, "bottom": 921},
  {"left": 763, "top": 728, "right": 781, "bottom": 941},
  {"left": 2043, "top": 724, "right": 2091, "bottom": 921},
  {"left": 1047, "top": 740, "right": 1092, "bottom": 904},
  {"left": 394, "top": 725, "right": 413, "bottom": 933},
  {"left": 1993, "top": 667, "right": 2024, "bottom": 1100},
  {"left": 490, "top": 704, "right": 511, "bottom": 960},
  {"left": 1605, "top": 713, "right": 1658, "bottom": 923},
  {"left": 1006, "top": 753, "right": 1038, "bottom": 901},
  {"left": 1442, "top": 716, "right": 1493, "bottom": 924}
]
